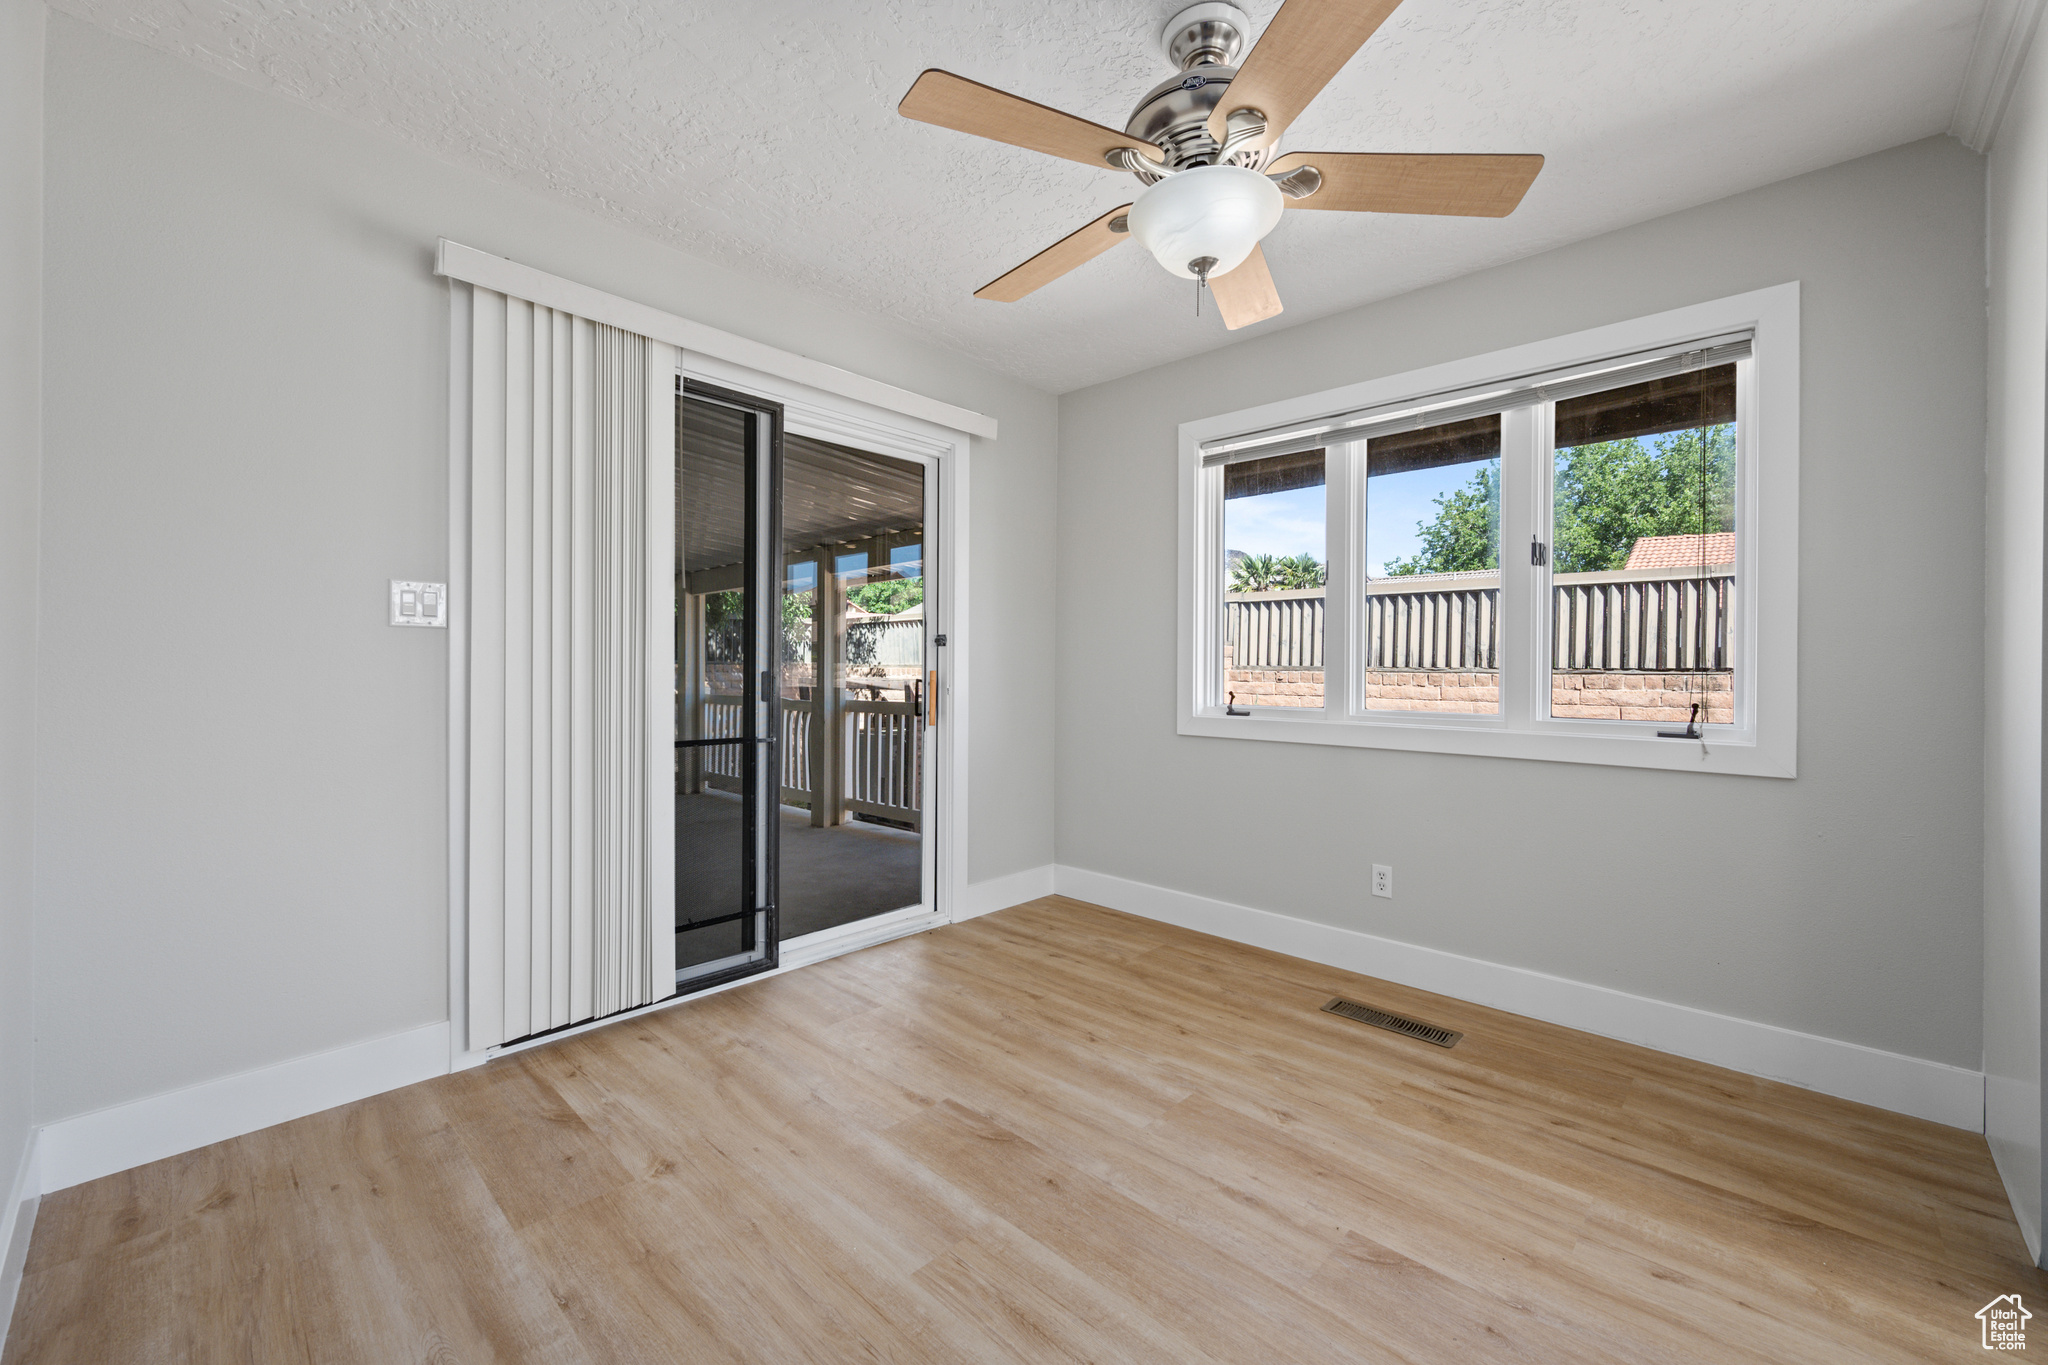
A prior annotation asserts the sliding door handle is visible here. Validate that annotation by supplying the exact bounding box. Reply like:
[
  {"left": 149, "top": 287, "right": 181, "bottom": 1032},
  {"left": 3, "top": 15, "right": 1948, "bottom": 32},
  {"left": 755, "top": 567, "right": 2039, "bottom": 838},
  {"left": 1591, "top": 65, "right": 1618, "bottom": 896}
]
[{"left": 927, "top": 670, "right": 938, "bottom": 728}]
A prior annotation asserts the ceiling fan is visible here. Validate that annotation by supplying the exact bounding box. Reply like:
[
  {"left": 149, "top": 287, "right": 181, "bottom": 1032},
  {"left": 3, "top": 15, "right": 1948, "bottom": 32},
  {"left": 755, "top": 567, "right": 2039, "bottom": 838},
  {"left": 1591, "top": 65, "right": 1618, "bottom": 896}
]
[{"left": 898, "top": 0, "right": 1544, "bottom": 330}]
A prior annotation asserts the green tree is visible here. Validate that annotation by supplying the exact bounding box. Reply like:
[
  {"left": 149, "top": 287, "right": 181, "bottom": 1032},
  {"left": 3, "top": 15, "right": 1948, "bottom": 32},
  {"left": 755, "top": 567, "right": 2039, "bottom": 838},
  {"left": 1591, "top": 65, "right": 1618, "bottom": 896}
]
[
  {"left": 1229, "top": 552, "right": 1285, "bottom": 593},
  {"left": 1383, "top": 461, "right": 1500, "bottom": 575},
  {"left": 846, "top": 576, "right": 923, "bottom": 615},
  {"left": 1383, "top": 427, "right": 1734, "bottom": 576},
  {"left": 704, "top": 589, "right": 746, "bottom": 660},
  {"left": 1279, "top": 553, "right": 1327, "bottom": 589},
  {"left": 781, "top": 589, "right": 812, "bottom": 660},
  {"left": 1551, "top": 426, "right": 1734, "bottom": 572}
]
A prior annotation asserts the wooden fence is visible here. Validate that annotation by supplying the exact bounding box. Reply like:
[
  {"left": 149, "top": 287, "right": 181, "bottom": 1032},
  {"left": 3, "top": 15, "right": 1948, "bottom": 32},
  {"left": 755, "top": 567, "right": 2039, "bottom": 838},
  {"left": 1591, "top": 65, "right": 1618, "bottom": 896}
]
[
  {"left": 1228, "top": 565, "right": 1734, "bottom": 674},
  {"left": 1225, "top": 589, "right": 1325, "bottom": 669},
  {"left": 780, "top": 616, "right": 923, "bottom": 669},
  {"left": 1364, "top": 580, "right": 1498, "bottom": 671},
  {"left": 1552, "top": 571, "right": 1732, "bottom": 672}
]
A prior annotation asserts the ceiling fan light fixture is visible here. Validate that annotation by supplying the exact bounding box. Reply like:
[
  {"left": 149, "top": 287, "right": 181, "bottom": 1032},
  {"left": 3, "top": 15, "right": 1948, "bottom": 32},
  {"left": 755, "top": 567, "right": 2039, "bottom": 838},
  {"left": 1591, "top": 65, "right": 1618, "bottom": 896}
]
[{"left": 1127, "top": 163, "right": 1284, "bottom": 281}]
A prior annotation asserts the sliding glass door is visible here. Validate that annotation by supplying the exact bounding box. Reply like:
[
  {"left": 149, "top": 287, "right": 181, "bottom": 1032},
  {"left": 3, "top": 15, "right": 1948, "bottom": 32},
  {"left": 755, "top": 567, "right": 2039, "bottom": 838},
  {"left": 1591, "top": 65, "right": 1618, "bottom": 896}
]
[{"left": 775, "top": 437, "right": 936, "bottom": 940}]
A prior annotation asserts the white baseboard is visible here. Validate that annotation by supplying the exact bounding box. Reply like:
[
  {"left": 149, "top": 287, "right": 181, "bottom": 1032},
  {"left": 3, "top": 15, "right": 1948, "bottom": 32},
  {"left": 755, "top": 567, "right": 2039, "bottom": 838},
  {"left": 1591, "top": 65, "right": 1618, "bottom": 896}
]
[
  {"left": 958, "top": 864, "right": 1056, "bottom": 920},
  {"left": 38, "top": 1022, "right": 451, "bottom": 1194},
  {"left": 1053, "top": 865, "right": 1986, "bottom": 1131},
  {"left": 0, "top": 1129, "right": 38, "bottom": 1357}
]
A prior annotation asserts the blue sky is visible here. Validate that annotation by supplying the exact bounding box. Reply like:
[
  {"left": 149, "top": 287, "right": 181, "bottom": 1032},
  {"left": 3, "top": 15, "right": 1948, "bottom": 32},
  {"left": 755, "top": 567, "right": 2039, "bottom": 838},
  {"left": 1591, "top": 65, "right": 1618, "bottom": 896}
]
[
  {"left": 1225, "top": 485, "right": 1325, "bottom": 561},
  {"left": 1365, "top": 460, "right": 1495, "bottom": 576},
  {"left": 1224, "top": 458, "right": 1498, "bottom": 577}
]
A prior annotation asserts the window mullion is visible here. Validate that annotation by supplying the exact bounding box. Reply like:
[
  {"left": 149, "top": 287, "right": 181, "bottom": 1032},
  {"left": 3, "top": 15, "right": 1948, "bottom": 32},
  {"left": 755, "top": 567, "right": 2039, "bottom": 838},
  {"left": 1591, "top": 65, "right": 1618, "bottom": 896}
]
[
  {"left": 1199, "top": 463, "right": 1225, "bottom": 713},
  {"left": 1325, "top": 440, "right": 1361, "bottom": 717},
  {"left": 1497, "top": 404, "right": 1543, "bottom": 728}
]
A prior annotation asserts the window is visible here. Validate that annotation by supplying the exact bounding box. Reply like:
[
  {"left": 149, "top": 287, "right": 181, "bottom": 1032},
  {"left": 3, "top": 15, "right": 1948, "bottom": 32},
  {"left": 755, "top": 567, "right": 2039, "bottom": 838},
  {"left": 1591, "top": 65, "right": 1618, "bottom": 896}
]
[
  {"left": 1366, "top": 414, "right": 1500, "bottom": 714},
  {"left": 1224, "top": 449, "right": 1327, "bottom": 710},
  {"left": 1549, "top": 365, "right": 1736, "bottom": 727},
  {"left": 1180, "top": 284, "right": 1797, "bottom": 777}
]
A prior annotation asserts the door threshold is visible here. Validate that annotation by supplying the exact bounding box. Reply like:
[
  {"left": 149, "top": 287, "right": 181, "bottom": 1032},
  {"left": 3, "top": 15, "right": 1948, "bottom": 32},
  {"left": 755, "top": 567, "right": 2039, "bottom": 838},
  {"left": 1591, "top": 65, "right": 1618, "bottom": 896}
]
[{"left": 781, "top": 903, "right": 947, "bottom": 970}]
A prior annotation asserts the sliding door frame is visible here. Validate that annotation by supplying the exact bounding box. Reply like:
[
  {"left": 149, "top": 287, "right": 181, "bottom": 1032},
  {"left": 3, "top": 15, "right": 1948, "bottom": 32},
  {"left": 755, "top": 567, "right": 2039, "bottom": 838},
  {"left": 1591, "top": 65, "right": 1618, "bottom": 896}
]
[{"left": 682, "top": 351, "right": 967, "bottom": 968}]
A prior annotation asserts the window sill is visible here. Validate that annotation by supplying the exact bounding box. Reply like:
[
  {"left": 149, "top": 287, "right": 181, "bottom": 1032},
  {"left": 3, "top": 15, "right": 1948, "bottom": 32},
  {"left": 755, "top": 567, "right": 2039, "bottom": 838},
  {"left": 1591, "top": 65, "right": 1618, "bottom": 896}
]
[{"left": 1179, "top": 710, "right": 1792, "bottom": 778}]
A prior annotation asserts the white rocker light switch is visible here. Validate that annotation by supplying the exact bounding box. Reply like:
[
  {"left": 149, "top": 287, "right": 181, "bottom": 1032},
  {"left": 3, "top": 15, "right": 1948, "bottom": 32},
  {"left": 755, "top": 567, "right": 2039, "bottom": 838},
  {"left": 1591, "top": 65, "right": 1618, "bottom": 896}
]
[{"left": 390, "top": 580, "right": 447, "bottom": 628}]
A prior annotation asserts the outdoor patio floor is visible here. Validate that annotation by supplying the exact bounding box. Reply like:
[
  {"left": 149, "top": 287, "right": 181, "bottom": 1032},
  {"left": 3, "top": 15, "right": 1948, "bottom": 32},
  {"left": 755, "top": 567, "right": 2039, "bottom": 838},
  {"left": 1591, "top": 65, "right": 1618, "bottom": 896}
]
[{"left": 676, "top": 792, "right": 922, "bottom": 950}]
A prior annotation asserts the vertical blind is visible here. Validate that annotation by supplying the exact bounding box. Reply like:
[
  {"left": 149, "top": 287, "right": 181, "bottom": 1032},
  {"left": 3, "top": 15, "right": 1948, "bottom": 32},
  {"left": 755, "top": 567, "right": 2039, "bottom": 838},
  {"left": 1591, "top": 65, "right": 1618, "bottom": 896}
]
[{"left": 461, "top": 286, "right": 676, "bottom": 1049}]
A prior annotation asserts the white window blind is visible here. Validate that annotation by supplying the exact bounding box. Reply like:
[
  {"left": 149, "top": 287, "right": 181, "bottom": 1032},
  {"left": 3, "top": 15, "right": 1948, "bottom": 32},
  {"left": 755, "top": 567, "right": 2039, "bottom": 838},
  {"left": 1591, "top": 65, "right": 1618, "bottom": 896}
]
[
  {"left": 1200, "top": 333, "right": 1753, "bottom": 467},
  {"left": 458, "top": 285, "right": 677, "bottom": 1049}
]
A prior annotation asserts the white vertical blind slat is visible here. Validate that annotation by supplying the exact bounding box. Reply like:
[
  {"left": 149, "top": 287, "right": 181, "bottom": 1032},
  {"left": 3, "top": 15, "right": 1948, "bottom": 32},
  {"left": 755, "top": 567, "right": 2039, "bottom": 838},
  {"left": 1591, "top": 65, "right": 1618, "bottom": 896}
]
[
  {"left": 527, "top": 303, "right": 552, "bottom": 1034},
  {"left": 549, "top": 308, "right": 574, "bottom": 1031},
  {"left": 548, "top": 309, "right": 573, "bottom": 1031},
  {"left": 501, "top": 295, "right": 534, "bottom": 1045},
  {"left": 645, "top": 339, "right": 677, "bottom": 993},
  {"left": 569, "top": 318, "right": 595, "bottom": 1024},
  {"left": 466, "top": 289, "right": 508, "bottom": 1051}
]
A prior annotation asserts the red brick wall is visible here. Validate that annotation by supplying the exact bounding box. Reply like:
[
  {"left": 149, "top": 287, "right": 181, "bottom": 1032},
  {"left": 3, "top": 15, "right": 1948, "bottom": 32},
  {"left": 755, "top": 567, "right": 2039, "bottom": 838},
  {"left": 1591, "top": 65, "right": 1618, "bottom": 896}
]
[{"left": 1226, "top": 669, "right": 1733, "bottom": 722}]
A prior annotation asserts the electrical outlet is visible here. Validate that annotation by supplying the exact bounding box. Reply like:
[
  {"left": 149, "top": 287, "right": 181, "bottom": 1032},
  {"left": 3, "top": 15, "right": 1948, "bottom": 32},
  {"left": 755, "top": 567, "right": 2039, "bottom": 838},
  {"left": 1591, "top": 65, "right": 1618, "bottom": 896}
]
[{"left": 1371, "top": 864, "right": 1393, "bottom": 899}]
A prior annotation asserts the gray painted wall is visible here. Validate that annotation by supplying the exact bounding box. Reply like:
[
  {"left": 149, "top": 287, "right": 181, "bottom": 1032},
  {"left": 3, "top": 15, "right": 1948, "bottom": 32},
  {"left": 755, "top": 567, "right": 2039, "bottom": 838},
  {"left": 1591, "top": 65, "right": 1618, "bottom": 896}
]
[
  {"left": 35, "top": 14, "right": 1057, "bottom": 1123},
  {"left": 1058, "top": 136, "right": 1987, "bottom": 1069},
  {"left": 0, "top": 0, "right": 42, "bottom": 1215},
  {"left": 1985, "top": 26, "right": 2048, "bottom": 1263}
]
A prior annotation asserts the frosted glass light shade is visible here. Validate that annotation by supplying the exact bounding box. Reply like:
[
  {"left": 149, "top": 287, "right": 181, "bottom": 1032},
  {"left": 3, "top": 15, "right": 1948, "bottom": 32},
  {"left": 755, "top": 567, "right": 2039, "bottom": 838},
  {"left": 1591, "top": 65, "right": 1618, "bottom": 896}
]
[{"left": 1127, "top": 164, "right": 1284, "bottom": 280}]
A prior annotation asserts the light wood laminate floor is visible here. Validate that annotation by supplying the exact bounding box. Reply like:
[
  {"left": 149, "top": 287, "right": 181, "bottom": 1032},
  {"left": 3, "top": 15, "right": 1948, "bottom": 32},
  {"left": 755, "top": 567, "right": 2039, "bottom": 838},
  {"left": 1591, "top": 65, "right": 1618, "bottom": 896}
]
[{"left": 8, "top": 896, "right": 2040, "bottom": 1363}]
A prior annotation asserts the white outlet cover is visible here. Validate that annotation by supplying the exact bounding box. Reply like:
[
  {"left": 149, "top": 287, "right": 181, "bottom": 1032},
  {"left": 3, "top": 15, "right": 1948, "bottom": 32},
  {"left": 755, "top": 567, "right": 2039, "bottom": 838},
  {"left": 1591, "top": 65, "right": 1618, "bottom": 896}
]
[
  {"left": 390, "top": 580, "right": 447, "bottom": 628},
  {"left": 1371, "top": 864, "right": 1393, "bottom": 899}
]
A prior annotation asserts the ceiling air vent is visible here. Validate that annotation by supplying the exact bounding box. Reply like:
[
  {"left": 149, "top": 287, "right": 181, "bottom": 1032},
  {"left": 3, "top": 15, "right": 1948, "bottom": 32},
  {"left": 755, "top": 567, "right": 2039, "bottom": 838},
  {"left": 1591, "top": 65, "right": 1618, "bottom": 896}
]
[{"left": 1321, "top": 997, "right": 1462, "bottom": 1048}]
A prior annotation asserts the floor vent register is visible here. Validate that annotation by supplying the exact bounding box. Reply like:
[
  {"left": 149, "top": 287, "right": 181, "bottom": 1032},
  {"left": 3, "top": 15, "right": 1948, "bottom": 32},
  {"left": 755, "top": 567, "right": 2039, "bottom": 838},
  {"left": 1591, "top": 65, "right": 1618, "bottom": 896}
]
[{"left": 1321, "top": 997, "right": 1462, "bottom": 1048}]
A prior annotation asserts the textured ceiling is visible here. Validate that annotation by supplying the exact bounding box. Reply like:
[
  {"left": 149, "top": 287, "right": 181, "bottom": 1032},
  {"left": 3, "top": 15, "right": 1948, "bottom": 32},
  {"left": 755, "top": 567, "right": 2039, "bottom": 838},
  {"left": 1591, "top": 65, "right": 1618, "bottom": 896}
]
[{"left": 54, "top": 0, "right": 1986, "bottom": 393}]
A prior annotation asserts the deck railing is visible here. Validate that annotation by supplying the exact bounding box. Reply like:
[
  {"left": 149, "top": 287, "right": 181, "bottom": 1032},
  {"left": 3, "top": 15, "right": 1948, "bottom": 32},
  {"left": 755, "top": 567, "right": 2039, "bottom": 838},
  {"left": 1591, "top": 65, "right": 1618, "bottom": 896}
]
[
  {"left": 697, "top": 692, "right": 921, "bottom": 828},
  {"left": 845, "top": 699, "right": 922, "bottom": 829},
  {"left": 1227, "top": 564, "right": 1734, "bottom": 674},
  {"left": 698, "top": 696, "right": 745, "bottom": 793},
  {"left": 780, "top": 701, "right": 813, "bottom": 802}
]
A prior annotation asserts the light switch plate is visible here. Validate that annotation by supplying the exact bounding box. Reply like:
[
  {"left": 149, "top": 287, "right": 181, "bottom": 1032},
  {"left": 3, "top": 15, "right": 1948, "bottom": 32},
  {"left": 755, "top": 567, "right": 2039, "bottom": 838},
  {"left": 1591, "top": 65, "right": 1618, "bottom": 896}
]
[{"left": 390, "top": 580, "right": 447, "bottom": 628}]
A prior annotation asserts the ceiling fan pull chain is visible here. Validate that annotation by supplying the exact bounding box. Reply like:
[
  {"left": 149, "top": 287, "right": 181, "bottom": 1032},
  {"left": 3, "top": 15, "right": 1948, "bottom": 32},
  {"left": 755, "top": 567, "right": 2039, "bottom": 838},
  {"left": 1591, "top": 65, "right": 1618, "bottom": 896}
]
[{"left": 1191, "top": 255, "right": 1218, "bottom": 317}]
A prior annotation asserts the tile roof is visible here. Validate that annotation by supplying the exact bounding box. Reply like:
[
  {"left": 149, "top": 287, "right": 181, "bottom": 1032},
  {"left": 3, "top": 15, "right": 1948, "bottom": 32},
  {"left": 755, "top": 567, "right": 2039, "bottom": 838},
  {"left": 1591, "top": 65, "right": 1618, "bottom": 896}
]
[{"left": 1624, "top": 532, "right": 1736, "bottom": 571}]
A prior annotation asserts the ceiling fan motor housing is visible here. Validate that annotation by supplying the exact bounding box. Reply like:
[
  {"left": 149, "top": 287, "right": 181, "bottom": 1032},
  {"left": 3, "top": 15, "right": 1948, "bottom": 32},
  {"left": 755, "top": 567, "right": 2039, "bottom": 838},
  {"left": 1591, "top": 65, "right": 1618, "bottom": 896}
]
[
  {"left": 1128, "top": 3, "right": 1270, "bottom": 182},
  {"left": 1126, "top": 68, "right": 1272, "bottom": 179}
]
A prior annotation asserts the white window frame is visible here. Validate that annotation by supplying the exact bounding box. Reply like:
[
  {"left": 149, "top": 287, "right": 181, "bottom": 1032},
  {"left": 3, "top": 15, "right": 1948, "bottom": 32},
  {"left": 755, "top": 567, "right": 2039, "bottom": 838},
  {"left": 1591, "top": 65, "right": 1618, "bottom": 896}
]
[{"left": 1178, "top": 282, "right": 1798, "bottom": 778}]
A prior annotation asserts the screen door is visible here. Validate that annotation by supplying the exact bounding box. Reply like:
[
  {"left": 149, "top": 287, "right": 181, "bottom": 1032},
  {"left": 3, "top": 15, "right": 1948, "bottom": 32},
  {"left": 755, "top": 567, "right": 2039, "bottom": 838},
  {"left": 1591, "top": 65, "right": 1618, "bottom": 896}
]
[{"left": 674, "top": 383, "right": 782, "bottom": 992}]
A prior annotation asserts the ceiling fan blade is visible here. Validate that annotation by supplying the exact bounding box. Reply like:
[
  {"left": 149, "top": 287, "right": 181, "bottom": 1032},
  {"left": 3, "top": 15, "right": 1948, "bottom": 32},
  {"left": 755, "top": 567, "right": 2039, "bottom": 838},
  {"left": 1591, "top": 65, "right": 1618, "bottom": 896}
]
[
  {"left": 901, "top": 70, "right": 1165, "bottom": 172},
  {"left": 1269, "top": 152, "right": 1544, "bottom": 217},
  {"left": 1206, "top": 0, "right": 1406, "bottom": 151},
  {"left": 975, "top": 204, "right": 1136, "bottom": 302},
  {"left": 1209, "top": 245, "right": 1283, "bottom": 331}
]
